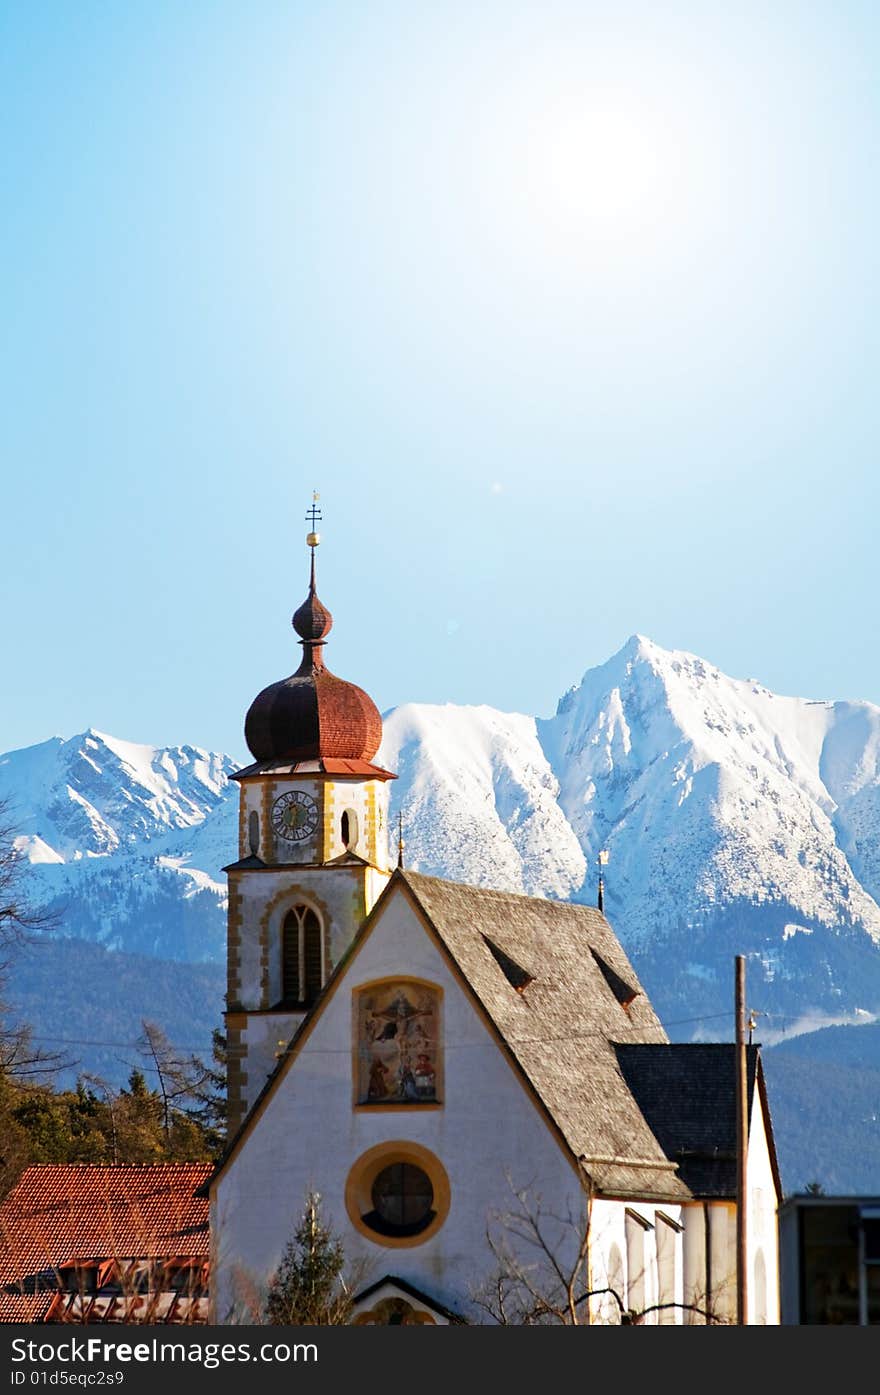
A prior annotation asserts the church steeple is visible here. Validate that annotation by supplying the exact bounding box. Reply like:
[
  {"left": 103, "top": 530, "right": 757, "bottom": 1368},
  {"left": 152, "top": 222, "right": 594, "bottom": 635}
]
[
  {"left": 291, "top": 496, "right": 333, "bottom": 664},
  {"left": 225, "top": 498, "right": 396, "bottom": 1133},
  {"left": 243, "top": 501, "right": 384, "bottom": 767}
]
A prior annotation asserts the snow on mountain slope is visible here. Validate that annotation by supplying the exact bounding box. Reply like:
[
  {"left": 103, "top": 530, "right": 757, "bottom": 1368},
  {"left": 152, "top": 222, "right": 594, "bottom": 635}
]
[
  {"left": 537, "top": 635, "right": 880, "bottom": 947},
  {"left": 0, "top": 729, "right": 239, "bottom": 960},
  {"left": 378, "top": 703, "right": 586, "bottom": 898},
  {"left": 820, "top": 702, "right": 880, "bottom": 908},
  {"left": 0, "top": 729, "right": 234, "bottom": 858},
  {"left": 3, "top": 638, "right": 880, "bottom": 1024}
]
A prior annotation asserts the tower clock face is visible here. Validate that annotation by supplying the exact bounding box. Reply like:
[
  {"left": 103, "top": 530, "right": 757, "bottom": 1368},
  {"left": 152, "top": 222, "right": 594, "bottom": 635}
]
[{"left": 271, "top": 790, "right": 319, "bottom": 843}]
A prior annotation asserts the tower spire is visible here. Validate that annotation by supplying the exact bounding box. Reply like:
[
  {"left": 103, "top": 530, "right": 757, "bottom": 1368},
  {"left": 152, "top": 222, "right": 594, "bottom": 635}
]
[
  {"left": 305, "top": 491, "right": 322, "bottom": 593},
  {"left": 292, "top": 492, "right": 333, "bottom": 666}
]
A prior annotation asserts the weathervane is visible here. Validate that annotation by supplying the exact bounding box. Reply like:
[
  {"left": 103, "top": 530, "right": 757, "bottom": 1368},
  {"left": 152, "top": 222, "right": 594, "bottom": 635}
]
[{"left": 397, "top": 811, "right": 405, "bottom": 870}]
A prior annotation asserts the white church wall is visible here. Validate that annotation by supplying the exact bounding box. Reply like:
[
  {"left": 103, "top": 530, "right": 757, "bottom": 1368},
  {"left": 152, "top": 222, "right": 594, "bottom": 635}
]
[
  {"left": 236, "top": 1010, "right": 303, "bottom": 1118},
  {"left": 746, "top": 1080, "right": 780, "bottom": 1325},
  {"left": 212, "top": 886, "right": 589, "bottom": 1323}
]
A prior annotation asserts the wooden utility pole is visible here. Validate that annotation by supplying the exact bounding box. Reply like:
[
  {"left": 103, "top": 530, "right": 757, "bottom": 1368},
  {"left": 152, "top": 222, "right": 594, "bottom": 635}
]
[{"left": 735, "top": 954, "right": 748, "bottom": 1325}]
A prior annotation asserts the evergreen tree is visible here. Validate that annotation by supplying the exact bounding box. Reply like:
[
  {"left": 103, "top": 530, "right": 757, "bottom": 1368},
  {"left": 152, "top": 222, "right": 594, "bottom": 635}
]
[
  {"left": 264, "top": 1192, "right": 353, "bottom": 1325},
  {"left": 115, "top": 1068, "right": 166, "bottom": 1162},
  {"left": 0, "top": 1070, "right": 33, "bottom": 1196},
  {"left": 185, "top": 1027, "right": 227, "bottom": 1154}
]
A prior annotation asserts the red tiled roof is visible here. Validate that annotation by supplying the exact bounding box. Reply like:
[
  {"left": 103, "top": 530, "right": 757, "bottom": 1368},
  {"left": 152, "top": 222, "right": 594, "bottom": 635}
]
[{"left": 0, "top": 1164, "right": 210, "bottom": 1323}]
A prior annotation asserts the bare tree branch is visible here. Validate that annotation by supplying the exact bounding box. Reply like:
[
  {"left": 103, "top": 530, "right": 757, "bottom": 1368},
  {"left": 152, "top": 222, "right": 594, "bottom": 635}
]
[{"left": 472, "top": 1172, "right": 730, "bottom": 1326}]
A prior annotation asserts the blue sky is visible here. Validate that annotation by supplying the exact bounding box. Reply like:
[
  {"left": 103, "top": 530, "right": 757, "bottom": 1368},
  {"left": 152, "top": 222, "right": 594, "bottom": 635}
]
[{"left": 2, "top": 1, "right": 878, "bottom": 761}]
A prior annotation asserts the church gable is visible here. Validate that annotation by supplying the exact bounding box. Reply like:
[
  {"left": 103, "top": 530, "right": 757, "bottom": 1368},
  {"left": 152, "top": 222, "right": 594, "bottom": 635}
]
[
  {"left": 213, "top": 870, "right": 689, "bottom": 1204},
  {"left": 212, "top": 874, "right": 574, "bottom": 1187},
  {"left": 210, "top": 876, "right": 592, "bottom": 1314}
]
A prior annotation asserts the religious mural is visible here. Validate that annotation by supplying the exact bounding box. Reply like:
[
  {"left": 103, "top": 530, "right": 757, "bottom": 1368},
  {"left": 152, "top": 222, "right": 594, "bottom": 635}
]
[
  {"left": 356, "top": 982, "right": 439, "bottom": 1104},
  {"left": 354, "top": 1299, "right": 436, "bottom": 1325}
]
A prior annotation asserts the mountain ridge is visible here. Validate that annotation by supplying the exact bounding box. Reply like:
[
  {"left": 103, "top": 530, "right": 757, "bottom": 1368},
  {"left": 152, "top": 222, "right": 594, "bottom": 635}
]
[{"left": 3, "top": 636, "right": 880, "bottom": 1030}]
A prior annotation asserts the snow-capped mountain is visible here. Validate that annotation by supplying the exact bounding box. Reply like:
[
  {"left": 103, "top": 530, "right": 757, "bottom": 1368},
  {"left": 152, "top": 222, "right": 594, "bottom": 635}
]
[
  {"left": 4, "top": 637, "right": 880, "bottom": 1036},
  {"left": 382, "top": 637, "right": 880, "bottom": 1034},
  {"left": 0, "top": 729, "right": 238, "bottom": 961},
  {"left": 381, "top": 636, "right": 880, "bottom": 943},
  {"left": 378, "top": 703, "right": 587, "bottom": 900}
]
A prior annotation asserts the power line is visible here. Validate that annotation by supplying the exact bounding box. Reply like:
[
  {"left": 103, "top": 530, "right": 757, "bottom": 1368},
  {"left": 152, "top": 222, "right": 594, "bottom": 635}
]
[{"left": 23, "top": 1009, "right": 733, "bottom": 1058}]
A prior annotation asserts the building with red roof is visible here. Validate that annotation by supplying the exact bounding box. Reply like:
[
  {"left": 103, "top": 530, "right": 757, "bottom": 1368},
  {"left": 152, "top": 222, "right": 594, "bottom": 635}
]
[{"left": 0, "top": 1163, "right": 210, "bottom": 1324}]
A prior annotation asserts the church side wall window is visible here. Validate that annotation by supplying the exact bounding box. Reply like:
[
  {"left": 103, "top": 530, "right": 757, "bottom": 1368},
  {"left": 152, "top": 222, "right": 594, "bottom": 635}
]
[
  {"left": 281, "top": 905, "right": 324, "bottom": 1007},
  {"left": 354, "top": 980, "right": 441, "bottom": 1106}
]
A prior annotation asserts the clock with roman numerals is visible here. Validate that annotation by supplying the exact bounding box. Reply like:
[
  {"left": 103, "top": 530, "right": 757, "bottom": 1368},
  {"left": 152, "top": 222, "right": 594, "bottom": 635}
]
[{"left": 271, "top": 790, "right": 318, "bottom": 843}]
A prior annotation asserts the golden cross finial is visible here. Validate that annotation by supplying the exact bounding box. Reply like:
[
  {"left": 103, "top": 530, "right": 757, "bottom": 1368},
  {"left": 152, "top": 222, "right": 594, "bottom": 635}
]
[
  {"left": 306, "top": 491, "right": 322, "bottom": 534},
  {"left": 305, "top": 491, "right": 321, "bottom": 587}
]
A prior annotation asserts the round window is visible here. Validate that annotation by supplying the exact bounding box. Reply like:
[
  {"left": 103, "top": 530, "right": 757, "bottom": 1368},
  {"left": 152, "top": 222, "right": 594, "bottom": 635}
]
[
  {"left": 345, "top": 1143, "right": 449, "bottom": 1248},
  {"left": 365, "top": 1163, "right": 435, "bottom": 1237}
]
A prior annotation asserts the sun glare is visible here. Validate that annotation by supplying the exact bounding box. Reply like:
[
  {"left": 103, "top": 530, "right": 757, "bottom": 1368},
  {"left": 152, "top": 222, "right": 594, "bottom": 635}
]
[{"left": 531, "top": 100, "right": 675, "bottom": 232}]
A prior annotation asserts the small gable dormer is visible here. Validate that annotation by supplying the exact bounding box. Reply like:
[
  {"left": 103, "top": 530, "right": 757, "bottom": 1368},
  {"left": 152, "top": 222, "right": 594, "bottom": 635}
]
[{"left": 481, "top": 934, "right": 534, "bottom": 994}]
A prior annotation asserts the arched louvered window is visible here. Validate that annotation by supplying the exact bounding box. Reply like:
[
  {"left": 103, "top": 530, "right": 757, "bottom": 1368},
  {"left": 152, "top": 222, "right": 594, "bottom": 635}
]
[{"left": 282, "top": 905, "right": 324, "bottom": 1007}]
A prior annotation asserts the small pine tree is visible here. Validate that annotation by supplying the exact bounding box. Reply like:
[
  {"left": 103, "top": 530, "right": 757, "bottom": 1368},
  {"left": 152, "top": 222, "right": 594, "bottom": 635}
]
[{"left": 264, "top": 1192, "right": 353, "bottom": 1325}]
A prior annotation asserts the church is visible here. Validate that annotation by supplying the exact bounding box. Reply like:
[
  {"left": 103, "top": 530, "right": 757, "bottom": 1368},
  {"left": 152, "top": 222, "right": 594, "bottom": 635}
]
[{"left": 207, "top": 520, "right": 782, "bottom": 1325}]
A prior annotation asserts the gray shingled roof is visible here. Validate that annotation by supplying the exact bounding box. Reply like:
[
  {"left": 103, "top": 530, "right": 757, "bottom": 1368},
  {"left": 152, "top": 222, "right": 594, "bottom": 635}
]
[
  {"left": 614, "top": 1043, "right": 760, "bottom": 1198},
  {"left": 401, "top": 872, "right": 690, "bottom": 1201}
]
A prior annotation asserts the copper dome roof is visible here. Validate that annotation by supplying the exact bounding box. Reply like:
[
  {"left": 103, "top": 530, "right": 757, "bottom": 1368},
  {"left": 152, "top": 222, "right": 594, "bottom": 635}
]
[{"left": 244, "top": 548, "right": 383, "bottom": 766}]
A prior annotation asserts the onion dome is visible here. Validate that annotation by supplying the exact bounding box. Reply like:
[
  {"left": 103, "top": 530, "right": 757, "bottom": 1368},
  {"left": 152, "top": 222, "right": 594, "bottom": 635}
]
[{"left": 244, "top": 528, "right": 383, "bottom": 766}]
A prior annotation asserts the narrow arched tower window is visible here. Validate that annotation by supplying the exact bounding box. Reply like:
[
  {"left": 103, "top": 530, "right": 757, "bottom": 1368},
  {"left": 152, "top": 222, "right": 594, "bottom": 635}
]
[
  {"left": 341, "top": 808, "right": 359, "bottom": 852},
  {"left": 282, "top": 905, "right": 324, "bottom": 1007},
  {"left": 248, "top": 810, "right": 260, "bottom": 857}
]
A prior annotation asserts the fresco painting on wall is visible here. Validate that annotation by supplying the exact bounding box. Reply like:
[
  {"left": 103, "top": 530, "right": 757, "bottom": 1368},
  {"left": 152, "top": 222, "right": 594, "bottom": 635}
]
[{"left": 358, "top": 983, "right": 439, "bottom": 1103}]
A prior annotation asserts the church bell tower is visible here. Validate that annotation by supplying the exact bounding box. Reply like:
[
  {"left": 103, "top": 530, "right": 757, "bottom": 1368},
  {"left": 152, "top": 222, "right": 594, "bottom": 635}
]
[{"left": 224, "top": 501, "right": 396, "bottom": 1131}]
